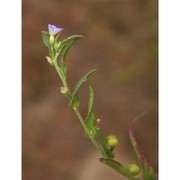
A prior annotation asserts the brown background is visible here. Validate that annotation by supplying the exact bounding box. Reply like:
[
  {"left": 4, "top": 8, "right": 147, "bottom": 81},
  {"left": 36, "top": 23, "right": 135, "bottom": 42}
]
[{"left": 22, "top": 0, "right": 158, "bottom": 179}]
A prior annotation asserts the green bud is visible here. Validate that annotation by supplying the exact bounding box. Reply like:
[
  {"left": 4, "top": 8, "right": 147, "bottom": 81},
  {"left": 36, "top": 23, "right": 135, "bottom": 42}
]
[
  {"left": 106, "top": 135, "right": 119, "bottom": 147},
  {"left": 60, "top": 86, "right": 69, "bottom": 95},
  {"left": 127, "top": 163, "right": 140, "bottom": 176}
]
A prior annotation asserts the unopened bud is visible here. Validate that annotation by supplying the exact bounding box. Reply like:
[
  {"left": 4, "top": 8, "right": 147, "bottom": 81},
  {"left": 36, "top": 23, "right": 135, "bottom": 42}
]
[
  {"left": 60, "top": 86, "right": 69, "bottom": 95},
  {"left": 46, "top": 56, "right": 53, "bottom": 65},
  {"left": 97, "top": 118, "right": 101, "bottom": 124},
  {"left": 127, "top": 163, "right": 140, "bottom": 176},
  {"left": 106, "top": 135, "right": 119, "bottom": 147}
]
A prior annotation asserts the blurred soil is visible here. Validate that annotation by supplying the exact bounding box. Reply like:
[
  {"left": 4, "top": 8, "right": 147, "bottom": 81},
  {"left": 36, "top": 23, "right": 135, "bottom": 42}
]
[{"left": 22, "top": 0, "right": 158, "bottom": 179}]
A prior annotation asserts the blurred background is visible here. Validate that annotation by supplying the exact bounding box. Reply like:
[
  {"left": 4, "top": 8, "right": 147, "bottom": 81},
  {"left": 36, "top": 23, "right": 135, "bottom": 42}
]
[{"left": 22, "top": 0, "right": 158, "bottom": 179}]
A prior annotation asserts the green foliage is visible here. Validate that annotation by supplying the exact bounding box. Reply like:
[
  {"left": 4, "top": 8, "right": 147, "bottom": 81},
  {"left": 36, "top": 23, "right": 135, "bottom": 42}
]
[
  {"left": 61, "top": 35, "right": 83, "bottom": 75},
  {"left": 99, "top": 158, "right": 138, "bottom": 180},
  {"left": 42, "top": 33, "right": 51, "bottom": 48},
  {"left": 62, "top": 35, "right": 84, "bottom": 44},
  {"left": 57, "top": 43, "right": 65, "bottom": 54},
  {"left": 96, "top": 130, "right": 114, "bottom": 158},
  {"left": 70, "top": 69, "right": 97, "bottom": 108},
  {"left": 55, "top": 33, "right": 61, "bottom": 43},
  {"left": 61, "top": 35, "right": 83, "bottom": 63},
  {"left": 87, "top": 86, "right": 94, "bottom": 117},
  {"left": 142, "top": 162, "right": 156, "bottom": 180},
  {"left": 85, "top": 111, "right": 97, "bottom": 137},
  {"left": 85, "top": 86, "right": 98, "bottom": 137}
]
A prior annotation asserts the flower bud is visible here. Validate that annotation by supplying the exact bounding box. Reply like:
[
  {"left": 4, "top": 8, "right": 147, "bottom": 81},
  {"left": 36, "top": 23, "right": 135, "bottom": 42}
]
[
  {"left": 106, "top": 135, "right": 119, "bottom": 147},
  {"left": 97, "top": 118, "right": 101, "bottom": 124},
  {"left": 127, "top": 163, "right": 140, "bottom": 176},
  {"left": 49, "top": 34, "right": 55, "bottom": 44},
  {"left": 60, "top": 86, "right": 69, "bottom": 95},
  {"left": 46, "top": 56, "right": 53, "bottom": 65}
]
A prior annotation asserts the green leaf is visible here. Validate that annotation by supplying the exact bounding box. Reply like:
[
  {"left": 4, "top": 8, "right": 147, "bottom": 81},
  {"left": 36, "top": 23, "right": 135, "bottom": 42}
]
[
  {"left": 61, "top": 35, "right": 83, "bottom": 64},
  {"left": 85, "top": 111, "right": 97, "bottom": 137},
  {"left": 99, "top": 158, "right": 138, "bottom": 180},
  {"left": 96, "top": 129, "right": 114, "bottom": 159},
  {"left": 42, "top": 33, "right": 51, "bottom": 48},
  {"left": 55, "top": 33, "right": 61, "bottom": 42},
  {"left": 61, "top": 61, "right": 67, "bottom": 75},
  {"left": 59, "top": 35, "right": 83, "bottom": 75},
  {"left": 72, "top": 93, "right": 80, "bottom": 108},
  {"left": 84, "top": 87, "right": 97, "bottom": 137},
  {"left": 87, "top": 86, "right": 94, "bottom": 118},
  {"left": 71, "top": 69, "right": 97, "bottom": 108},
  {"left": 62, "top": 35, "right": 84, "bottom": 44},
  {"left": 96, "top": 130, "right": 106, "bottom": 147},
  {"left": 57, "top": 43, "right": 65, "bottom": 54},
  {"left": 54, "top": 34, "right": 61, "bottom": 50}
]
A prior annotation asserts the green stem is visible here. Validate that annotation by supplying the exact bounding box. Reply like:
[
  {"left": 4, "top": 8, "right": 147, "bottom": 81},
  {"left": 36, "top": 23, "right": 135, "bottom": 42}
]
[
  {"left": 74, "top": 108, "right": 108, "bottom": 158},
  {"left": 53, "top": 55, "right": 68, "bottom": 88},
  {"left": 52, "top": 52, "right": 108, "bottom": 158}
]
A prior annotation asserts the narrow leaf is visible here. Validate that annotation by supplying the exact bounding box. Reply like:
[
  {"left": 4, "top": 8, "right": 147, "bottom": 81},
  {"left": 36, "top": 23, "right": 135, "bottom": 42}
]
[
  {"left": 96, "top": 130, "right": 106, "bottom": 147},
  {"left": 85, "top": 86, "right": 95, "bottom": 134},
  {"left": 129, "top": 128, "right": 157, "bottom": 180},
  {"left": 61, "top": 35, "right": 83, "bottom": 64},
  {"left": 73, "top": 93, "right": 80, "bottom": 108},
  {"left": 61, "top": 61, "right": 67, "bottom": 75},
  {"left": 62, "top": 35, "right": 84, "bottom": 44},
  {"left": 87, "top": 86, "right": 94, "bottom": 118},
  {"left": 129, "top": 127, "right": 143, "bottom": 161},
  {"left": 57, "top": 43, "right": 65, "bottom": 54},
  {"left": 99, "top": 158, "right": 138, "bottom": 180},
  {"left": 55, "top": 33, "right": 61, "bottom": 42},
  {"left": 71, "top": 69, "right": 97, "bottom": 107}
]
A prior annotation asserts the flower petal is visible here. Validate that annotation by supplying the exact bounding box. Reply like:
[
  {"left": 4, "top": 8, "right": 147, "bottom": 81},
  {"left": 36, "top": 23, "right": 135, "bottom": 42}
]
[{"left": 48, "top": 24, "right": 63, "bottom": 35}]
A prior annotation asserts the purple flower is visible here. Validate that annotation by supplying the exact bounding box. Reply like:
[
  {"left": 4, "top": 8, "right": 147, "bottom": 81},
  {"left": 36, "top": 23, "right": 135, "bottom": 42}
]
[{"left": 48, "top": 24, "right": 63, "bottom": 35}]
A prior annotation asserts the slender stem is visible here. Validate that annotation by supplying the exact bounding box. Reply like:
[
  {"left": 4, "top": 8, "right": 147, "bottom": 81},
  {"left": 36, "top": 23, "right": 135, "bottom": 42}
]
[
  {"left": 74, "top": 108, "right": 108, "bottom": 158},
  {"left": 52, "top": 51, "right": 108, "bottom": 158},
  {"left": 53, "top": 55, "right": 68, "bottom": 88},
  {"left": 74, "top": 108, "right": 99, "bottom": 148}
]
